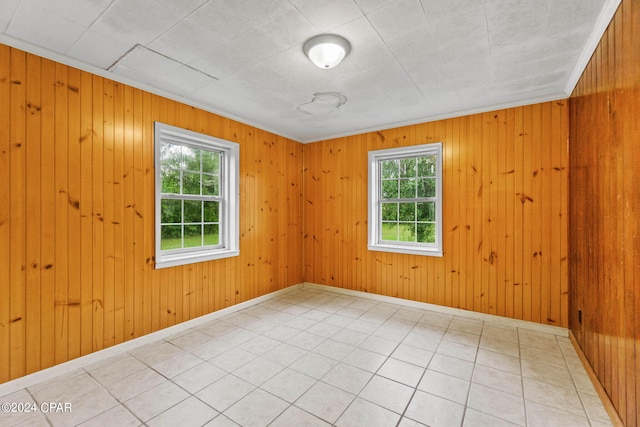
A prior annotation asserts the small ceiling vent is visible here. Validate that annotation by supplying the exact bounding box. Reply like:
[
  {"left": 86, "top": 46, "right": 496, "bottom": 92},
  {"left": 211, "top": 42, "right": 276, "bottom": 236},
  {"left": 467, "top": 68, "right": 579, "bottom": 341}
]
[{"left": 297, "top": 92, "right": 347, "bottom": 115}]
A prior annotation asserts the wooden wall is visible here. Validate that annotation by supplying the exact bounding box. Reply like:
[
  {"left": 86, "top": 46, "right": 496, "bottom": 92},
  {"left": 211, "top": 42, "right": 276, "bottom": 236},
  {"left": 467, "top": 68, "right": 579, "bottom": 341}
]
[
  {"left": 0, "top": 44, "right": 303, "bottom": 384},
  {"left": 303, "top": 102, "right": 569, "bottom": 327},
  {"left": 569, "top": 0, "right": 639, "bottom": 424}
]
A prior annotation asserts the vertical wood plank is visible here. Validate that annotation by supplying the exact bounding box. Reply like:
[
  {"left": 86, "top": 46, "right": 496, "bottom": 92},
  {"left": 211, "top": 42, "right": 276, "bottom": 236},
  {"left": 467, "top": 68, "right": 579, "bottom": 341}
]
[
  {"left": 10, "top": 48, "right": 27, "bottom": 379},
  {"left": 24, "top": 53, "right": 42, "bottom": 375},
  {"left": 113, "top": 82, "right": 125, "bottom": 345},
  {"left": 67, "top": 66, "right": 82, "bottom": 360},
  {"left": 40, "top": 58, "right": 56, "bottom": 370},
  {"left": 79, "top": 70, "right": 94, "bottom": 355},
  {"left": 91, "top": 74, "right": 104, "bottom": 352},
  {"left": 122, "top": 83, "right": 135, "bottom": 340},
  {"left": 53, "top": 62, "right": 69, "bottom": 365},
  {"left": 0, "top": 44, "right": 12, "bottom": 384}
]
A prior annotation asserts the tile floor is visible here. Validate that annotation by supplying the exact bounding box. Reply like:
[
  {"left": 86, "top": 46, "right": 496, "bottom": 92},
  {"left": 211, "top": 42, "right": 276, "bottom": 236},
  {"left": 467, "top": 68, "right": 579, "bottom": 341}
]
[{"left": 0, "top": 286, "right": 612, "bottom": 427}]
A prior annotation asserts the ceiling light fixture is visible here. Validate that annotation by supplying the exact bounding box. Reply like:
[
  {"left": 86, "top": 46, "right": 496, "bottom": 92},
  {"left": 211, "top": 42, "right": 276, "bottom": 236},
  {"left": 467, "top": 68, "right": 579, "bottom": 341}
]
[{"left": 303, "top": 34, "right": 351, "bottom": 69}]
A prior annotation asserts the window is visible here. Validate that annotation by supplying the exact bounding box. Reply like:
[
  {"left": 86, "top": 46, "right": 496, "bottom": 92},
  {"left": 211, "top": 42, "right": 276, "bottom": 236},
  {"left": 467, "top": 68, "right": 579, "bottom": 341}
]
[
  {"left": 368, "top": 143, "right": 443, "bottom": 257},
  {"left": 155, "top": 122, "right": 239, "bottom": 269}
]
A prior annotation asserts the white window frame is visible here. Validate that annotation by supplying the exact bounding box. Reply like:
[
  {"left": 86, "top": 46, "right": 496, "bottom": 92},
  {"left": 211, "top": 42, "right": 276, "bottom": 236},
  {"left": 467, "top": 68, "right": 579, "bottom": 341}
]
[
  {"left": 368, "top": 142, "right": 443, "bottom": 257},
  {"left": 154, "top": 122, "right": 239, "bottom": 269}
]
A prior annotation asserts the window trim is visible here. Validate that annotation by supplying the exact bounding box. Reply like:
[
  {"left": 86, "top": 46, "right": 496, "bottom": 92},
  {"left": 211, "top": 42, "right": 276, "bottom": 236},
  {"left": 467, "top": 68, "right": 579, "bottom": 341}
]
[
  {"left": 154, "top": 122, "right": 239, "bottom": 269},
  {"left": 367, "top": 142, "right": 443, "bottom": 257}
]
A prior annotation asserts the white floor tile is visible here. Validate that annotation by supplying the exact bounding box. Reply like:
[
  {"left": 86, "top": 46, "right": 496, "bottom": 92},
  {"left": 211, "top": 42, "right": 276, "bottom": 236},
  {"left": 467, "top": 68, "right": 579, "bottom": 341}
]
[
  {"left": 377, "top": 357, "right": 424, "bottom": 387},
  {"left": 262, "top": 342, "right": 307, "bottom": 366},
  {"left": 77, "top": 404, "right": 140, "bottom": 427},
  {"left": 336, "top": 397, "right": 400, "bottom": 427},
  {"left": 295, "top": 382, "right": 355, "bottom": 424},
  {"left": 522, "top": 377, "right": 583, "bottom": 416},
  {"left": 195, "top": 375, "right": 255, "bottom": 412},
  {"left": 418, "top": 369, "right": 470, "bottom": 404},
  {"left": 102, "top": 367, "right": 166, "bottom": 401},
  {"left": 467, "top": 383, "right": 525, "bottom": 425},
  {"left": 289, "top": 352, "right": 338, "bottom": 379},
  {"left": 270, "top": 405, "right": 331, "bottom": 427},
  {"left": 232, "top": 357, "right": 284, "bottom": 386},
  {"left": 472, "top": 364, "right": 523, "bottom": 397},
  {"left": 525, "top": 400, "right": 590, "bottom": 427},
  {"left": 147, "top": 397, "right": 217, "bottom": 427},
  {"left": 260, "top": 368, "right": 316, "bottom": 403},
  {"left": 171, "top": 362, "right": 227, "bottom": 394},
  {"left": 321, "top": 363, "right": 372, "bottom": 394},
  {"left": 358, "top": 375, "right": 413, "bottom": 414},
  {"left": 475, "top": 348, "right": 521, "bottom": 375},
  {"left": 224, "top": 388, "right": 288, "bottom": 427},
  {"left": 124, "top": 381, "right": 189, "bottom": 422},
  {"left": 391, "top": 343, "right": 434, "bottom": 368},
  {"left": 342, "top": 347, "right": 387, "bottom": 372},
  {"left": 428, "top": 353, "right": 475, "bottom": 380},
  {"left": 463, "top": 407, "right": 521, "bottom": 426},
  {"left": 312, "top": 339, "right": 355, "bottom": 361},
  {"left": 405, "top": 390, "right": 465, "bottom": 427}
]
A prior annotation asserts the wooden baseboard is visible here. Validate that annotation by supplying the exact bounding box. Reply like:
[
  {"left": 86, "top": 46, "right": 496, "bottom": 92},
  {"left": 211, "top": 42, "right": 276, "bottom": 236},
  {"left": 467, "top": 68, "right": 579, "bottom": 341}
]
[{"left": 569, "top": 331, "right": 624, "bottom": 426}]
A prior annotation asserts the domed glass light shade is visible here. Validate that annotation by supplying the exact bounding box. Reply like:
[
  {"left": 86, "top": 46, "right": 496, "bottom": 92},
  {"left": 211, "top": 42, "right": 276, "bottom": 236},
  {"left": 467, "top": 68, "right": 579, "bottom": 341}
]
[{"left": 303, "top": 34, "right": 351, "bottom": 69}]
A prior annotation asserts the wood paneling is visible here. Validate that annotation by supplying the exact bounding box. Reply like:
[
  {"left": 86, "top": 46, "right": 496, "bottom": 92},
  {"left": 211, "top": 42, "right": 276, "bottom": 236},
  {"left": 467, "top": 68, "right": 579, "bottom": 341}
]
[
  {"left": 569, "top": 0, "right": 639, "bottom": 424},
  {"left": 0, "top": 44, "right": 303, "bottom": 384},
  {"left": 303, "top": 102, "right": 569, "bottom": 327}
]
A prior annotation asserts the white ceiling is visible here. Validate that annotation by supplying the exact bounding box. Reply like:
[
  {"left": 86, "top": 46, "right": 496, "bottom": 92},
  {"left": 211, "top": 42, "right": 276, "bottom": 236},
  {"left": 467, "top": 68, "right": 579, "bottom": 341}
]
[{"left": 0, "top": 0, "right": 620, "bottom": 142}]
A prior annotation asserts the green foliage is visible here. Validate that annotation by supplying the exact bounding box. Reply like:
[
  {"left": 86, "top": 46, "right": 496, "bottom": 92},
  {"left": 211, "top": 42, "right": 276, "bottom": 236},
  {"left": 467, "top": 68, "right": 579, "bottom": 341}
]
[
  {"left": 381, "top": 222, "right": 436, "bottom": 244},
  {"left": 159, "top": 142, "right": 222, "bottom": 251},
  {"left": 380, "top": 154, "right": 437, "bottom": 200},
  {"left": 160, "top": 142, "right": 221, "bottom": 196}
]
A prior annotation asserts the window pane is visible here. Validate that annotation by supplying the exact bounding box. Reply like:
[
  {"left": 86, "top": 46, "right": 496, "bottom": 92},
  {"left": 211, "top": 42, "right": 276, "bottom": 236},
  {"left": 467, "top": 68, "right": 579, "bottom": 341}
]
[
  {"left": 184, "top": 200, "right": 202, "bottom": 223},
  {"left": 184, "top": 225, "right": 202, "bottom": 248},
  {"left": 161, "top": 169, "right": 181, "bottom": 194},
  {"left": 182, "top": 171, "right": 201, "bottom": 195},
  {"left": 417, "top": 178, "right": 436, "bottom": 198},
  {"left": 381, "top": 179, "right": 398, "bottom": 199},
  {"left": 399, "top": 202, "right": 416, "bottom": 221},
  {"left": 381, "top": 202, "right": 398, "bottom": 221},
  {"left": 417, "top": 155, "right": 436, "bottom": 177},
  {"left": 381, "top": 222, "right": 398, "bottom": 241},
  {"left": 381, "top": 159, "right": 398, "bottom": 179},
  {"left": 204, "top": 224, "right": 219, "bottom": 246},
  {"left": 399, "top": 158, "right": 416, "bottom": 178},
  {"left": 161, "top": 225, "right": 182, "bottom": 250},
  {"left": 417, "top": 223, "right": 436, "bottom": 243},
  {"left": 204, "top": 201, "right": 219, "bottom": 222},
  {"left": 202, "top": 174, "right": 219, "bottom": 196},
  {"left": 161, "top": 143, "right": 181, "bottom": 169},
  {"left": 398, "top": 223, "right": 416, "bottom": 242},
  {"left": 182, "top": 146, "right": 201, "bottom": 171},
  {"left": 417, "top": 202, "right": 435, "bottom": 222},
  {"left": 202, "top": 151, "right": 220, "bottom": 174},
  {"left": 399, "top": 178, "right": 416, "bottom": 198},
  {"left": 161, "top": 199, "right": 182, "bottom": 224}
]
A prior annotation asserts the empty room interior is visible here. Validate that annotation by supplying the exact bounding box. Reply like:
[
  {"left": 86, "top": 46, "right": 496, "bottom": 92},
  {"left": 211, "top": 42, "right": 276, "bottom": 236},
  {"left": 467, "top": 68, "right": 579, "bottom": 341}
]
[{"left": 0, "top": 0, "right": 638, "bottom": 426}]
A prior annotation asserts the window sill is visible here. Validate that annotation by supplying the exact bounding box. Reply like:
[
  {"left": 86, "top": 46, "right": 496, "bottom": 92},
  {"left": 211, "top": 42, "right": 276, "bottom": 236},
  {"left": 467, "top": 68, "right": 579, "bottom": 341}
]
[
  {"left": 368, "top": 244, "right": 443, "bottom": 257},
  {"left": 155, "top": 249, "right": 240, "bottom": 269}
]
